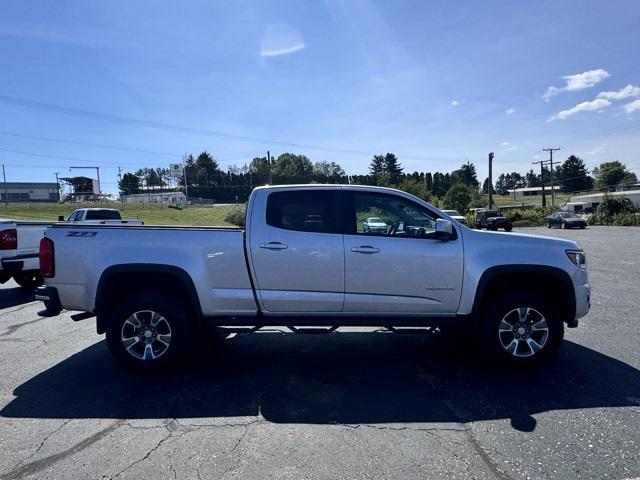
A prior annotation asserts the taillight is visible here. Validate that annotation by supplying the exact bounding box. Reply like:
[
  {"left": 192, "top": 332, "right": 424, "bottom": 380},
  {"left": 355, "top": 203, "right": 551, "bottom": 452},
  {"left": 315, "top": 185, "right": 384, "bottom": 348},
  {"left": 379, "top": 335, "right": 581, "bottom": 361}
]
[
  {"left": 0, "top": 229, "right": 17, "bottom": 250},
  {"left": 39, "top": 238, "right": 55, "bottom": 278}
]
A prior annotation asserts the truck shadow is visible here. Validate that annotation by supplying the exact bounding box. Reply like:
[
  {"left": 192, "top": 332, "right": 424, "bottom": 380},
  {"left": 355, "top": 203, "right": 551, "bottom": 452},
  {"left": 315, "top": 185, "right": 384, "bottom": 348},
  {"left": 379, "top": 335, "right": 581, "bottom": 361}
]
[
  {"left": 0, "top": 286, "right": 35, "bottom": 310},
  {"left": 2, "top": 332, "right": 639, "bottom": 431}
]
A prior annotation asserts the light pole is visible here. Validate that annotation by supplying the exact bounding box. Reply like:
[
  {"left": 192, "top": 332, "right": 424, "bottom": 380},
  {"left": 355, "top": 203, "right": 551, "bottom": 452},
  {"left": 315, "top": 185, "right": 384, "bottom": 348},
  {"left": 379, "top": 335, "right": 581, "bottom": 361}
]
[{"left": 488, "top": 152, "right": 494, "bottom": 210}]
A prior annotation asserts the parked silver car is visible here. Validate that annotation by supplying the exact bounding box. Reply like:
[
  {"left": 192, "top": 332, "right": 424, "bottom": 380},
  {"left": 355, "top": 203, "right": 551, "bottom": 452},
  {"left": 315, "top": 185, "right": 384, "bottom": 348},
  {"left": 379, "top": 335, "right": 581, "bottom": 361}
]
[{"left": 362, "top": 216, "right": 389, "bottom": 233}]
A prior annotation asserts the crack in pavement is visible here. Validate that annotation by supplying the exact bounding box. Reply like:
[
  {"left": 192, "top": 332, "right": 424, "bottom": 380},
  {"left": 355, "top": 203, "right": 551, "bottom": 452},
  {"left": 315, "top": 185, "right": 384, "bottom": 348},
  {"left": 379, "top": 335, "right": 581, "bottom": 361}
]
[
  {"left": 109, "top": 419, "right": 178, "bottom": 479},
  {"left": 0, "top": 302, "right": 38, "bottom": 318},
  {"left": 0, "top": 317, "right": 43, "bottom": 337},
  {"left": 216, "top": 422, "right": 257, "bottom": 480},
  {"left": 333, "top": 423, "right": 468, "bottom": 433},
  {"left": 0, "top": 420, "right": 125, "bottom": 480}
]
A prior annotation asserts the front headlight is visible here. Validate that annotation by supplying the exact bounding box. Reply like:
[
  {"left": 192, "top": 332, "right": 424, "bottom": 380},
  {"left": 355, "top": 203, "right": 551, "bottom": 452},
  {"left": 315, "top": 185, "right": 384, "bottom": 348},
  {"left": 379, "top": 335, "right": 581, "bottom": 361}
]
[{"left": 566, "top": 250, "right": 586, "bottom": 269}]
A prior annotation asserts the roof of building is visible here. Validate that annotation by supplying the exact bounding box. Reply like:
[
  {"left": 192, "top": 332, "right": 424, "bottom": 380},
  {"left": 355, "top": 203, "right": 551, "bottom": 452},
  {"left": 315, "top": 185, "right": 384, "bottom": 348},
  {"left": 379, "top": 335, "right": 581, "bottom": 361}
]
[
  {"left": 0, "top": 182, "right": 59, "bottom": 189},
  {"left": 571, "top": 190, "right": 640, "bottom": 200},
  {"left": 507, "top": 186, "right": 561, "bottom": 193}
]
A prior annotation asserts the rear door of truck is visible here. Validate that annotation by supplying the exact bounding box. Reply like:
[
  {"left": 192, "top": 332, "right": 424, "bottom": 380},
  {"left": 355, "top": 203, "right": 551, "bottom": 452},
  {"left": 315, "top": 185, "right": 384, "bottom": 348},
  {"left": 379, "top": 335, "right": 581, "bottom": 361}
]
[{"left": 247, "top": 188, "right": 345, "bottom": 313}]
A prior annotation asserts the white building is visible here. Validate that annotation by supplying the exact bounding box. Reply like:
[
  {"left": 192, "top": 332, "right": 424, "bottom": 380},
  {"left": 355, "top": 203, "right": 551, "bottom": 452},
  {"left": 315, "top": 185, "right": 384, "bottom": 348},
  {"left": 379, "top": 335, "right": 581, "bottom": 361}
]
[
  {"left": 569, "top": 190, "right": 640, "bottom": 211},
  {"left": 506, "top": 186, "right": 561, "bottom": 198},
  {"left": 123, "top": 192, "right": 187, "bottom": 205},
  {"left": 0, "top": 182, "right": 60, "bottom": 202}
]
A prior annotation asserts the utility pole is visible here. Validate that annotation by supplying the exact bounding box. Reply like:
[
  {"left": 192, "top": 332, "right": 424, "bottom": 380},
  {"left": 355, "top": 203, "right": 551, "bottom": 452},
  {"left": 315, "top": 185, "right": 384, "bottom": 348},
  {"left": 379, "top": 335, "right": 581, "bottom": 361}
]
[
  {"left": 117, "top": 167, "right": 123, "bottom": 205},
  {"left": 267, "top": 150, "right": 272, "bottom": 185},
  {"left": 54, "top": 172, "right": 60, "bottom": 202},
  {"left": 488, "top": 152, "right": 494, "bottom": 210},
  {"left": 543, "top": 147, "right": 561, "bottom": 206},
  {"left": 2, "top": 164, "right": 7, "bottom": 207},
  {"left": 532, "top": 159, "right": 549, "bottom": 208},
  {"left": 182, "top": 154, "right": 189, "bottom": 207}
]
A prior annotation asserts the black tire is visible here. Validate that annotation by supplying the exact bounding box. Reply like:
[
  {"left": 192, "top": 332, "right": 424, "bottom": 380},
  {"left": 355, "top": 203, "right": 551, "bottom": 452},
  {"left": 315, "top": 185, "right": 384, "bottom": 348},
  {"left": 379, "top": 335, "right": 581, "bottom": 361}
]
[
  {"left": 504, "top": 225, "right": 512, "bottom": 232},
  {"left": 479, "top": 292, "right": 564, "bottom": 368},
  {"left": 580, "top": 224, "right": 586, "bottom": 229},
  {"left": 105, "top": 292, "right": 195, "bottom": 371},
  {"left": 546, "top": 222, "right": 551, "bottom": 228},
  {"left": 13, "top": 272, "right": 44, "bottom": 290},
  {"left": 561, "top": 222, "right": 567, "bottom": 229}
]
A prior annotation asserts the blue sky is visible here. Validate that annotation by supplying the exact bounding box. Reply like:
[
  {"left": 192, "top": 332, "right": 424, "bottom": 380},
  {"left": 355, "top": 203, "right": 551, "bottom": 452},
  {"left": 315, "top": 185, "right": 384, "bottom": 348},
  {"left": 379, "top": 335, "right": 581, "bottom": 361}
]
[{"left": 1, "top": 0, "right": 639, "bottom": 194}]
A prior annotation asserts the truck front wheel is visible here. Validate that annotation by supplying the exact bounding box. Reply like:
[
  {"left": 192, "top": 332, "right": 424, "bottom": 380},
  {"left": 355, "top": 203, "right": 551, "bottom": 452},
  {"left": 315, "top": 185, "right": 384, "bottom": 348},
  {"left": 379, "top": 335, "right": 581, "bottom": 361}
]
[
  {"left": 480, "top": 292, "right": 563, "bottom": 368},
  {"left": 105, "top": 292, "right": 194, "bottom": 371}
]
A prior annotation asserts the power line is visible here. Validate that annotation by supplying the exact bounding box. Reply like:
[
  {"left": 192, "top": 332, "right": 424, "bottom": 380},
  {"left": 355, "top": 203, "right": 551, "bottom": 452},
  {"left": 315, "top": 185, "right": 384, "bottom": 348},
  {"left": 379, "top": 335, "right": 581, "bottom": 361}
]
[
  {"left": 0, "top": 131, "right": 182, "bottom": 158},
  {"left": 0, "top": 94, "right": 468, "bottom": 164},
  {"left": 0, "top": 146, "right": 237, "bottom": 169}
]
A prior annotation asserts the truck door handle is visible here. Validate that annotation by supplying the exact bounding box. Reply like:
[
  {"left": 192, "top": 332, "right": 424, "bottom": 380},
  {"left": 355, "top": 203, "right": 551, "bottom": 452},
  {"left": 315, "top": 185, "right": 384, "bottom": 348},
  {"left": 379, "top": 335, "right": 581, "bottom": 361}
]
[
  {"left": 351, "top": 246, "right": 380, "bottom": 254},
  {"left": 259, "top": 242, "right": 289, "bottom": 250}
]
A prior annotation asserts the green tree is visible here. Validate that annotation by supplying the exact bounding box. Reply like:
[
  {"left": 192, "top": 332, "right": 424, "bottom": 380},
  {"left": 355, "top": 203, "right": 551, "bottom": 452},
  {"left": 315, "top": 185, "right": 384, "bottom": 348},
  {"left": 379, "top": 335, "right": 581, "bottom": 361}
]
[
  {"left": 118, "top": 172, "right": 140, "bottom": 195},
  {"left": 443, "top": 183, "right": 471, "bottom": 213},
  {"left": 482, "top": 177, "right": 495, "bottom": 194},
  {"left": 592, "top": 161, "right": 637, "bottom": 189},
  {"left": 557, "top": 155, "right": 593, "bottom": 192},
  {"left": 369, "top": 155, "right": 386, "bottom": 178},
  {"left": 313, "top": 161, "right": 345, "bottom": 177},
  {"left": 451, "top": 161, "right": 479, "bottom": 187},
  {"left": 431, "top": 172, "right": 447, "bottom": 196},
  {"left": 494, "top": 173, "right": 508, "bottom": 194},
  {"left": 383, "top": 153, "right": 403, "bottom": 184},
  {"left": 135, "top": 167, "right": 163, "bottom": 187},
  {"left": 247, "top": 156, "right": 271, "bottom": 181},
  {"left": 397, "top": 178, "right": 429, "bottom": 200},
  {"left": 272, "top": 153, "right": 314, "bottom": 178},
  {"left": 194, "top": 151, "right": 222, "bottom": 185},
  {"left": 424, "top": 172, "right": 433, "bottom": 192}
]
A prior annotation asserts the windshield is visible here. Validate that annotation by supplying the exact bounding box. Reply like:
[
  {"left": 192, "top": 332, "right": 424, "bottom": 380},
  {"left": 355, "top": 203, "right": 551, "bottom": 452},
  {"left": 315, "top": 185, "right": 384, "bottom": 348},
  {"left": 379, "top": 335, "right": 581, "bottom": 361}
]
[
  {"left": 368, "top": 217, "right": 384, "bottom": 223},
  {"left": 443, "top": 210, "right": 460, "bottom": 216},
  {"left": 557, "top": 212, "right": 573, "bottom": 218}
]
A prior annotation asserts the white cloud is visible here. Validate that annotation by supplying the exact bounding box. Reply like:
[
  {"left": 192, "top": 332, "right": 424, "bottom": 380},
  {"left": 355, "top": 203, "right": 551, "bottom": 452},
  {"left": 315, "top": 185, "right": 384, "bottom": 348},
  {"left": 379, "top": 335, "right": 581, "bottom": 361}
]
[
  {"left": 500, "top": 141, "right": 510, "bottom": 147},
  {"left": 260, "top": 23, "right": 305, "bottom": 57},
  {"left": 505, "top": 108, "right": 516, "bottom": 114},
  {"left": 451, "top": 100, "right": 459, "bottom": 106},
  {"left": 582, "top": 144, "right": 605, "bottom": 156},
  {"left": 543, "top": 69, "right": 610, "bottom": 100},
  {"left": 622, "top": 99, "right": 640, "bottom": 113},
  {"left": 597, "top": 84, "right": 640, "bottom": 100},
  {"left": 549, "top": 98, "right": 611, "bottom": 120}
]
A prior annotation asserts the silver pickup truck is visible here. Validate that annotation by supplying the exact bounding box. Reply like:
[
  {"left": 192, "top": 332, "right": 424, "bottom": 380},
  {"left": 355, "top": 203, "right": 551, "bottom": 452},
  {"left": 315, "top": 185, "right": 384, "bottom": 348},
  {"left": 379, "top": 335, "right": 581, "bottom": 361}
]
[{"left": 37, "top": 185, "right": 590, "bottom": 371}]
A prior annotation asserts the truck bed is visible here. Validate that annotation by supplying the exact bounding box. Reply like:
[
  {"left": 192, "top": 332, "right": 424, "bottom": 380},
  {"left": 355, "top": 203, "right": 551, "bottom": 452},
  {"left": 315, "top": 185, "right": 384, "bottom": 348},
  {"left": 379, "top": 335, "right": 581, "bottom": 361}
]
[{"left": 45, "top": 223, "right": 255, "bottom": 315}]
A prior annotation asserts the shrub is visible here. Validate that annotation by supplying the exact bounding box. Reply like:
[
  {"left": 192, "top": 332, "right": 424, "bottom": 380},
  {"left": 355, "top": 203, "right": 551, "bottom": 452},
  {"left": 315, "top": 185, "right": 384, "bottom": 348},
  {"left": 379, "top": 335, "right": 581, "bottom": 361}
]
[
  {"left": 502, "top": 207, "right": 551, "bottom": 226},
  {"left": 590, "top": 194, "right": 640, "bottom": 226},
  {"left": 224, "top": 204, "right": 246, "bottom": 227}
]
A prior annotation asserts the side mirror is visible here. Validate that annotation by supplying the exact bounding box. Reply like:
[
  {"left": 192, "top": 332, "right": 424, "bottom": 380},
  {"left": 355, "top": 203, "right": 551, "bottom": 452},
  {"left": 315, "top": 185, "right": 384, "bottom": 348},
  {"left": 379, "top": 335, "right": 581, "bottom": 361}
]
[
  {"left": 434, "top": 218, "right": 454, "bottom": 240},
  {"left": 57, "top": 215, "right": 65, "bottom": 222}
]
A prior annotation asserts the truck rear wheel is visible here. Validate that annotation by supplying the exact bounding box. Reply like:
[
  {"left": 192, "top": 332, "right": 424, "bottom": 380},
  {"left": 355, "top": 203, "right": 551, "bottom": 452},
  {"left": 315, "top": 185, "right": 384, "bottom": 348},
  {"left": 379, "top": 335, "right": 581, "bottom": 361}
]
[
  {"left": 480, "top": 292, "right": 563, "bottom": 368},
  {"left": 13, "top": 272, "right": 44, "bottom": 290},
  {"left": 105, "top": 292, "right": 194, "bottom": 371}
]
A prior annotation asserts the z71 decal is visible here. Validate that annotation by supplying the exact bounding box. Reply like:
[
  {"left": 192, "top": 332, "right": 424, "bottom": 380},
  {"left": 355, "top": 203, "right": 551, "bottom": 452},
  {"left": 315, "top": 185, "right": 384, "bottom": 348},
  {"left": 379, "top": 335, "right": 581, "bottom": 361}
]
[{"left": 65, "top": 231, "right": 98, "bottom": 237}]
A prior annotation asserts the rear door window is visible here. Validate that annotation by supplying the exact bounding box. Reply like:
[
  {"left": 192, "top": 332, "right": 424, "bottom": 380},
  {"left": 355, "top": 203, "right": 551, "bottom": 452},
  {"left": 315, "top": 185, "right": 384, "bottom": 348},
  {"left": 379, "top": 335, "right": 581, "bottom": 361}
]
[
  {"left": 85, "top": 210, "right": 121, "bottom": 220},
  {"left": 266, "top": 190, "right": 341, "bottom": 234}
]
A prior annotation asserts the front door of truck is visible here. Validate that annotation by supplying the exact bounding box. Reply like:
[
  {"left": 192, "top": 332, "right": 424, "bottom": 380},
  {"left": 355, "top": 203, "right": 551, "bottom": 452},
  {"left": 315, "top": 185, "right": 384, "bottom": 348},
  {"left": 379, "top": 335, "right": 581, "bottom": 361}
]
[
  {"left": 342, "top": 191, "right": 463, "bottom": 315},
  {"left": 248, "top": 189, "right": 344, "bottom": 313}
]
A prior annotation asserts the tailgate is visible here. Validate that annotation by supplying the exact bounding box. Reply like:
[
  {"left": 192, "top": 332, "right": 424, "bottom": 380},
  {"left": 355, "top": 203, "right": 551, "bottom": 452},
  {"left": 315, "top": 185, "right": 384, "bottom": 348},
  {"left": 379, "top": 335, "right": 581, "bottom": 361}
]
[{"left": 16, "top": 225, "right": 47, "bottom": 256}]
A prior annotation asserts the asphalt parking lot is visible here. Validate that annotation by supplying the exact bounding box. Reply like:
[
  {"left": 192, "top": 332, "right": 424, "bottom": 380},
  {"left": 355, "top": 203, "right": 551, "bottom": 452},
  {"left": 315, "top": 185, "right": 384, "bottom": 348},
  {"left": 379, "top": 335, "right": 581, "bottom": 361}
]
[{"left": 0, "top": 226, "right": 639, "bottom": 480}]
